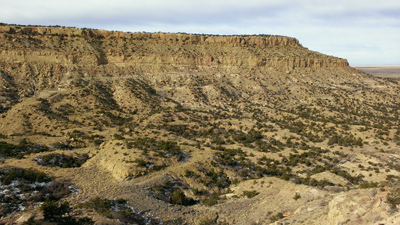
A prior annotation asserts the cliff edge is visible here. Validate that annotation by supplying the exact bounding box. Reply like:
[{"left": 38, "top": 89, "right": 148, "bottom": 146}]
[{"left": 0, "top": 24, "right": 349, "bottom": 71}]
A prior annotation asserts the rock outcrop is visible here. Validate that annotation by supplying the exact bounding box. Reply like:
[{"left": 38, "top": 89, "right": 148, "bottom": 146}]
[
  {"left": 0, "top": 24, "right": 349, "bottom": 72},
  {"left": 327, "top": 189, "right": 390, "bottom": 225},
  {"left": 0, "top": 24, "right": 354, "bottom": 107}
]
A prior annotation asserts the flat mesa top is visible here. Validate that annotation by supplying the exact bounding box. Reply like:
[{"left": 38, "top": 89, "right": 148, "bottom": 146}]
[{"left": 355, "top": 65, "right": 400, "bottom": 78}]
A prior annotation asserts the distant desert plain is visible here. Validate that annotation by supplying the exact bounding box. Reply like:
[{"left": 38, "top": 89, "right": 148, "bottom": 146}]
[{"left": 355, "top": 65, "right": 400, "bottom": 78}]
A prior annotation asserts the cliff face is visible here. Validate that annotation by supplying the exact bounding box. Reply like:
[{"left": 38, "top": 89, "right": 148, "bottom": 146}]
[
  {"left": 0, "top": 24, "right": 353, "bottom": 103},
  {"left": 0, "top": 24, "right": 348, "bottom": 70}
]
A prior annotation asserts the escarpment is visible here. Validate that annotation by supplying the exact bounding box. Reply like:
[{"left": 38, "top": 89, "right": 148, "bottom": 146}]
[
  {"left": 0, "top": 25, "right": 349, "bottom": 73},
  {"left": 0, "top": 24, "right": 361, "bottom": 114}
]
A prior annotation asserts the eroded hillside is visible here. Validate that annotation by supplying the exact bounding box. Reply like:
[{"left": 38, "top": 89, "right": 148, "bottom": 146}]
[{"left": 0, "top": 24, "right": 400, "bottom": 225}]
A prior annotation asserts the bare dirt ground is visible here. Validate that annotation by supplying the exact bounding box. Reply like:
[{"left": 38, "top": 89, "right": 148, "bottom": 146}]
[{"left": 355, "top": 65, "right": 400, "bottom": 78}]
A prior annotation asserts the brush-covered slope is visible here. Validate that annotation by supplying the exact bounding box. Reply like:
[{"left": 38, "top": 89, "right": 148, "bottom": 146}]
[{"left": 0, "top": 24, "right": 400, "bottom": 225}]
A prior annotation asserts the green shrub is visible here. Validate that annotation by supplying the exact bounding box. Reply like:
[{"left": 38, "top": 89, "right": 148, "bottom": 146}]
[
  {"left": 0, "top": 167, "right": 49, "bottom": 185},
  {"left": 113, "top": 133, "right": 125, "bottom": 140},
  {"left": 192, "top": 188, "right": 207, "bottom": 196},
  {"left": 199, "top": 217, "right": 217, "bottom": 225},
  {"left": 243, "top": 190, "right": 259, "bottom": 198},
  {"left": 202, "top": 194, "right": 219, "bottom": 206},
  {"left": 387, "top": 188, "right": 400, "bottom": 211},
  {"left": 0, "top": 140, "right": 51, "bottom": 158},
  {"left": 134, "top": 158, "right": 147, "bottom": 167},
  {"left": 77, "top": 196, "right": 112, "bottom": 218},
  {"left": 184, "top": 169, "right": 195, "bottom": 178},
  {"left": 171, "top": 190, "right": 197, "bottom": 206},
  {"left": 77, "top": 197, "right": 159, "bottom": 224},
  {"left": 41, "top": 201, "right": 71, "bottom": 223},
  {"left": 270, "top": 212, "right": 284, "bottom": 222},
  {"left": 151, "top": 176, "right": 196, "bottom": 205},
  {"left": 34, "top": 153, "right": 89, "bottom": 168},
  {"left": 293, "top": 193, "right": 301, "bottom": 200},
  {"left": 0, "top": 167, "right": 72, "bottom": 218}
]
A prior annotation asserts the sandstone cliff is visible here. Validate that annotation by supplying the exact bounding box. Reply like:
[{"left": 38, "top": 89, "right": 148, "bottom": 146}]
[
  {"left": 0, "top": 24, "right": 355, "bottom": 109},
  {"left": 0, "top": 25, "right": 349, "bottom": 71}
]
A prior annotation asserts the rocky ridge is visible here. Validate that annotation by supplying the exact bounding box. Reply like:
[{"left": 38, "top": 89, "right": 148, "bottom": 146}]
[
  {"left": 0, "top": 24, "right": 356, "bottom": 112},
  {"left": 0, "top": 25, "right": 348, "bottom": 70},
  {"left": 0, "top": 24, "right": 348, "bottom": 86},
  {"left": 0, "top": 24, "right": 399, "bottom": 225}
]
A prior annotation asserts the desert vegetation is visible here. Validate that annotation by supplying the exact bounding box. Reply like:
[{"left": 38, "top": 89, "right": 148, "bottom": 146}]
[
  {"left": 0, "top": 167, "right": 71, "bottom": 217},
  {"left": 0, "top": 24, "right": 399, "bottom": 224}
]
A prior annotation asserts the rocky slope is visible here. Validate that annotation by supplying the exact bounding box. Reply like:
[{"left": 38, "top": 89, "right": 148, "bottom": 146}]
[
  {"left": 0, "top": 24, "right": 400, "bottom": 225},
  {"left": 0, "top": 24, "right": 349, "bottom": 98}
]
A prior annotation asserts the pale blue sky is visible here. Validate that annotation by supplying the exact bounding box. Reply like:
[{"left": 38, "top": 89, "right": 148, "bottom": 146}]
[{"left": 1, "top": 0, "right": 399, "bottom": 66}]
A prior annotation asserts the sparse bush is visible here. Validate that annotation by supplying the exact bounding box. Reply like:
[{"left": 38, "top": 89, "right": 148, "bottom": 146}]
[
  {"left": 293, "top": 193, "right": 301, "bottom": 200},
  {"left": 386, "top": 188, "right": 400, "bottom": 212},
  {"left": 202, "top": 194, "right": 219, "bottom": 206},
  {"left": 170, "top": 190, "right": 197, "bottom": 206},
  {"left": 192, "top": 188, "right": 207, "bottom": 196},
  {"left": 243, "top": 190, "right": 259, "bottom": 198},
  {"left": 113, "top": 133, "right": 125, "bottom": 140},
  {"left": 359, "top": 182, "right": 379, "bottom": 189},
  {"left": 41, "top": 200, "right": 71, "bottom": 223},
  {"left": 151, "top": 176, "right": 196, "bottom": 206},
  {"left": 0, "top": 167, "right": 71, "bottom": 217},
  {"left": 77, "top": 196, "right": 112, "bottom": 217},
  {"left": 0, "top": 140, "right": 51, "bottom": 159},
  {"left": 77, "top": 197, "right": 159, "bottom": 224},
  {"left": 134, "top": 158, "right": 147, "bottom": 167},
  {"left": 127, "top": 138, "right": 184, "bottom": 160},
  {"left": 270, "top": 212, "right": 284, "bottom": 222},
  {"left": 184, "top": 169, "right": 195, "bottom": 178},
  {"left": 34, "top": 153, "right": 89, "bottom": 168}
]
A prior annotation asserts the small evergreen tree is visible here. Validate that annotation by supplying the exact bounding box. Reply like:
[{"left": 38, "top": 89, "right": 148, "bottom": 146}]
[{"left": 41, "top": 200, "right": 71, "bottom": 223}]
